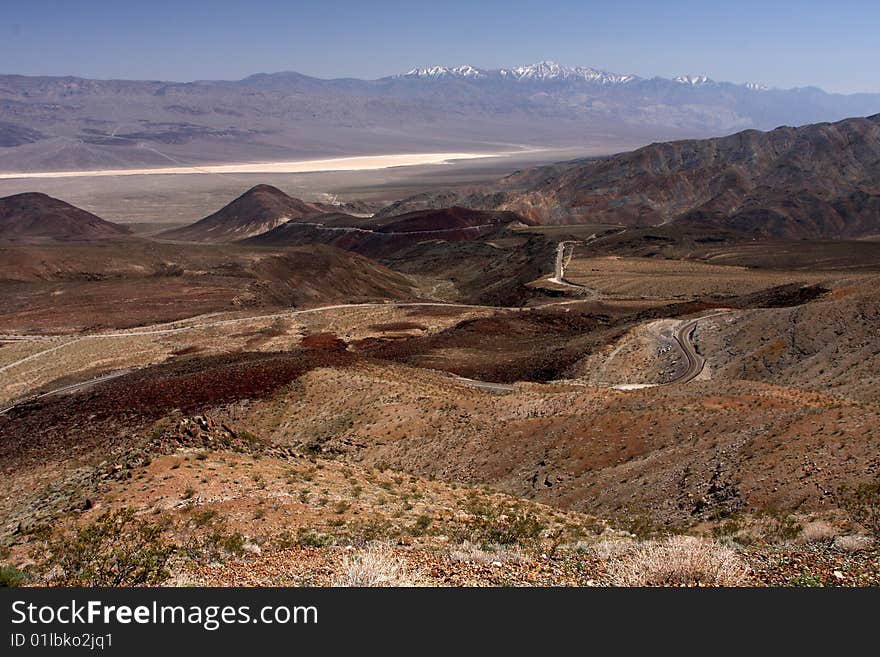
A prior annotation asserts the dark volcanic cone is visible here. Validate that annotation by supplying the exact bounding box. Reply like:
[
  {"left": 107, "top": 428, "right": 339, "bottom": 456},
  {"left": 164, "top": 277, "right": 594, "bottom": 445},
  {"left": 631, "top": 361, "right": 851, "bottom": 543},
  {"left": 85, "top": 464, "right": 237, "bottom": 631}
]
[{"left": 158, "top": 184, "right": 324, "bottom": 242}]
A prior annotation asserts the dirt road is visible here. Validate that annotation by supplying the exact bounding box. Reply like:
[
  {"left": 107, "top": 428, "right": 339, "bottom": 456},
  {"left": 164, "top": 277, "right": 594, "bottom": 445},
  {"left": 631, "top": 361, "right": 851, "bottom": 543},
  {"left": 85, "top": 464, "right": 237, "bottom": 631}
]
[
  {"left": 0, "top": 301, "right": 538, "bottom": 413},
  {"left": 0, "top": 297, "right": 728, "bottom": 413}
]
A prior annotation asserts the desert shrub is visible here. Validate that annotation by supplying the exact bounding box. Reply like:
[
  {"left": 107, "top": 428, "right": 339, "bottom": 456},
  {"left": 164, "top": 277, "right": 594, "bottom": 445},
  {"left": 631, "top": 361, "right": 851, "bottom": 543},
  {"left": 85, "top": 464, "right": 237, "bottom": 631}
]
[
  {"left": 839, "top": 480, "right": 880, "bottom": 541},
  {"left": 334, "top": 544, "right": 419, "bottom": 587},
  {"left": 621, "top": 513, "right": 668, "bottom": 540},
  {"left": 787, "top": 572, "right": 824, "bottom": 587},
  {"left": 296, "top": 530, "right": 335, "bottom": 548},
  {"left": 275, "top": 531, "right": 296, "bottom": 549},
  {"left": 755, "top": 511, "right": 802, "bottom": 544},
  {"left": 797, "top": 521, "right": 837, "bottom": 544},
  {"left": 189, "top": 509, "right": 218, "bottom": 528},
  {"left": 456, "top": 504, "right": 546, "bottom": 547},
  {"left": 349, "top": 518, "right": 398, "bottom": 543},
  {"left": 178, "top": 516, "right": 245, "bottom": 561},
  {"left": 710, "top": 512, "right": 810, "bottom": 546},
  {"left": 448, "top": 541, "right": 524, "bottom": 565},
  {"left": 34, "top": 508, "right": 175, "bottom": 587},
  {"left": 200, "top": 526, "right": 245, "bottom": 559},
  {"left": 409, "top": 514, "right": 433, "bottom": 536},
  {"left": 832, "top": 534, "right": 873, "bottom": 553},
  {"left": 607, "top": 535, "right": 750, "bottom": 587},
  {"left": 0, "top": 564, "right": 28, "bottom": 587},
  {"left": 580, "top": 539, "right": 636, "bottom": 559},
  {"left": 711, "top": 518, "right": 743, "bottom": 540},
  {"left": 481, "top": 510, "right": 545, "bottom": 545}
]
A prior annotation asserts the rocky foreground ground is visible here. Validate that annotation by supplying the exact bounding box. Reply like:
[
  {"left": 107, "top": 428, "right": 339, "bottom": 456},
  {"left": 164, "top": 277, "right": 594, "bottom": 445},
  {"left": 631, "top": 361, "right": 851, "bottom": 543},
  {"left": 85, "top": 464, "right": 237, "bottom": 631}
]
[
  {"left": 183, "top": 541, "right": 879, "bottom": 588},
  {"left": 2, "top": 415, "right": 876, "bottom": 588}
]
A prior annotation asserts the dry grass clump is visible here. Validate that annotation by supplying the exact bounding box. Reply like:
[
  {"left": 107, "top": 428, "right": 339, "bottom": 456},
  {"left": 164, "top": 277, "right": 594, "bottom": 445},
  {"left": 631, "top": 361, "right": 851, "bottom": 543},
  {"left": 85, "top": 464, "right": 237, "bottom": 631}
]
[
  {"left": 448, "top": 541, "right": 524, "bottom": 565},
  {"left": 334, "top": 544, "right": 420, "bottom": 587},
  {"left": 797, "top": 520, "right": 838, "bottom": 544},
  {"left": 580, "top": 538, "right": 635, "bottom": 559},
  {"left": 607, "top": 535, "right": 750, "bottom": 587},
  {"left": 832, "top": 534, "right": 873, "bottom": 553}
]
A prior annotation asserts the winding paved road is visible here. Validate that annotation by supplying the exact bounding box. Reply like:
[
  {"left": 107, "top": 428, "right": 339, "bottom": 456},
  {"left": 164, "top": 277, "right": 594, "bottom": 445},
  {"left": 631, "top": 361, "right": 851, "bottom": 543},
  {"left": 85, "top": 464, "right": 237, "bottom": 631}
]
[
  {"left": 0, "top": 264, "right": 728, "bottom": 412},
  {"left": 670, "top": 318, "right": 706, "bottom": 384},
  {"left": 667, "top": 311, "right": 731, "bottom": 385}
]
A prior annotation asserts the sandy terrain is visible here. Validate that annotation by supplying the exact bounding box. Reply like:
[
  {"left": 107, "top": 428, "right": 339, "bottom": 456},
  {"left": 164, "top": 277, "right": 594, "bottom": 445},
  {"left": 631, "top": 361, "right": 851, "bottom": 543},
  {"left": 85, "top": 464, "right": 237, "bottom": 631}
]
[
  {"left": 0, "top": 151, "right": 515, "bottom": 180},
  {"left": 2, "top": 199, "right": 880, "bottom": 587},
  {"left": 563, "top": 255, "right": 836, "bottom": 300},
  {"left": 0, "top": 302, "right": 501, "bottom": 406},
  {"left": 0, "top": 148, "right": 589, "bottom": 226}
]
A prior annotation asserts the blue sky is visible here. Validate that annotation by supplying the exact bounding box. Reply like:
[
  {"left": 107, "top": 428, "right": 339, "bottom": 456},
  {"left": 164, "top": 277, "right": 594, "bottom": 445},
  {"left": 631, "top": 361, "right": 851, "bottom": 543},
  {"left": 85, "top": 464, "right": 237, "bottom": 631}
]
[{"left": 1, "top": 0, "right": 878, "bottom": 93}]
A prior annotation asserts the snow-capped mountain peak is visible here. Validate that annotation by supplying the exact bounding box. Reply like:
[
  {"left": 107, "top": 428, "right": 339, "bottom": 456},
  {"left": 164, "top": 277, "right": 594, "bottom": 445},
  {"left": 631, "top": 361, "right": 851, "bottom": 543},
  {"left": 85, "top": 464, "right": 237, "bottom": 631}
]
[
  {"left": 500, "top": 60, "right": 636, "bottom": 84},
  {"left": 403, "top": 65, "right": 486, "bottom": 79},
  {"left": 504, "top": 60, "right": 568, "bottom": 80},
  {"left": 674, "top": 74, "right": 712, "bottom": 86},
  {"left": 400, "top": 61, "right": 636, "bottom": 85},
  {"left": 398, "top": 63, "right": 766, "bottom": 91}
]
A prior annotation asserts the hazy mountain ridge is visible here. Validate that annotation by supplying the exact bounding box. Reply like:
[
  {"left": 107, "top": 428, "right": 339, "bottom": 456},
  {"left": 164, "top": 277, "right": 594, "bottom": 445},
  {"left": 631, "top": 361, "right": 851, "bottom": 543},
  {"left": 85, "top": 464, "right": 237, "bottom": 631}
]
[
  {"left": 382, "top": 114, "right": 880, "bottom": 238},
  {"left": 1, "top": 63, "right": 878, "bottom": 173}
]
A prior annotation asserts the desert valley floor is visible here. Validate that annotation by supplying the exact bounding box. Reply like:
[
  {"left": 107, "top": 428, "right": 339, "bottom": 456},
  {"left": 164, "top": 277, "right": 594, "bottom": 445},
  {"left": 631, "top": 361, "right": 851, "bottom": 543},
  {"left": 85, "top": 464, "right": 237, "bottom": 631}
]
[{"left": 2, "top": 117, "right": 880, "bottom": 586}]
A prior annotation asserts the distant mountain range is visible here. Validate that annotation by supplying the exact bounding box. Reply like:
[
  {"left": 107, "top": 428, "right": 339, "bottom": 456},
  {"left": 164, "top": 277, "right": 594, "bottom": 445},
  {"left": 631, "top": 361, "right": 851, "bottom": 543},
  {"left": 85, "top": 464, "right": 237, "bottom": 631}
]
[
  {"left": 400, "top": 61, "right": 639, "bottom": 84},
  {"left": 6, "top": 108, "right": 880, "bottom": 246},
  {"left": 1, "top": 62, "right": 878, "bottom": 173},
  {"left": 8, "top": 113, "right": 880, "bottom": 242}
]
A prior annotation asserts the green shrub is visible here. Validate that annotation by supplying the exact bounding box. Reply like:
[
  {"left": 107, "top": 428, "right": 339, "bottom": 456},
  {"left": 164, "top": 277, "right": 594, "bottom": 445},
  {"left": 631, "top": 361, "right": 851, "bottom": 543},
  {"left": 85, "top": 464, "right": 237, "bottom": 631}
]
[
  {"left": 0, "top": 564, "right": 28, "bottom": 587},
  {"left": 201, "top": 527, "right": 245, "bottom": 558},
  {"left": 840, "top": 479, "right": 880, "bottom": 541},
  {"left": 479, "top": 510, "right": 545, "bottom": 545},
  {"left": 34, "top": 508, "right": 175, "bottom": 587},
  {"left": 456, "top": 504, "right": 546, "bottom": 546},
  {"left": 296, "top": 530, "right": 334, "bottom": 547},
  {"left": 787, "top": 572, "right": 824, "bottom": 587}
]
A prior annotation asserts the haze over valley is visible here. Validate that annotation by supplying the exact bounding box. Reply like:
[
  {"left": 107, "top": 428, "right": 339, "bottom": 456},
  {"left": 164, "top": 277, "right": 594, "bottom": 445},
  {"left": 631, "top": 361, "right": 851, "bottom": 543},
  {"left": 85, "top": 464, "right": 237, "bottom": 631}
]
[{"left": 3, "top": 61, "right": 880, "bottom": 176}]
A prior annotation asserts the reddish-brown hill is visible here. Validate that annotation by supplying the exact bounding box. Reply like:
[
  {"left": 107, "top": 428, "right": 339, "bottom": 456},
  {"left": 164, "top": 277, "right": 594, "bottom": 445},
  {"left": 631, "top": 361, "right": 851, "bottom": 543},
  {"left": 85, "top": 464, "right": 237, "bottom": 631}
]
[
  {"left": 0, "top": 192, "right": 130, "bottom": 243},
  {"left": 505, "top": 114, "right": 880, "bottom": 238},
  {"left": 0, "top": 241, "right": 419, "bottom": 331},
  {"left": 384, "top": 115, "right": 880, "bottom": 239},
  {"left": 369, "top": 206, "right": 526, "bottom": 233},
  {"left": 158, "top": 184, "right": 324, "bottom": 242},
  {"left": 243, "top": 206, "right": 528, "bottom": 258}
]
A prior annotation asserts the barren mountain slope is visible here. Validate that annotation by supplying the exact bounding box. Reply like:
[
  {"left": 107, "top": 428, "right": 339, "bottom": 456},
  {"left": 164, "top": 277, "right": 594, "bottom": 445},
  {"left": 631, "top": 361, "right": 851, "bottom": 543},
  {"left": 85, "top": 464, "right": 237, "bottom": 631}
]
[
  {"left": 3, "top": 334, "right": 878, "bottom": 533},
  {"left": 243, "top": 206, "right": 529, "bottom": 255},
  {"left": 385, "top": 115, "right": 880, "bottom": 238},
  {"left": 0, "top": 241, "right": 419, "bottom": 331},
  {"left": 693, "top": 279, "right": 880, "bottom": 402},
  {"left": 0, "top": 192, "right": 131, "bottom": 243},
  {"left": 158, "top": 184, "right": 324, "bottom": 242}
]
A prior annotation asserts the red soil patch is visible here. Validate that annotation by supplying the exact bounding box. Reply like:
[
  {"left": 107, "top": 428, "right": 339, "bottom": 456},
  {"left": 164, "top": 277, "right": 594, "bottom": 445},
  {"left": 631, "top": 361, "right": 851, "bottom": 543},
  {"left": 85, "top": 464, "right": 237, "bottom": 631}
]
[
  {"left": 368, "top": 321, "right": 427, "bottom": 332},
  {"left": 0, "top": 349, "right": 356, "bottom": 469},
  {"left": 300, "top": 333, "right": 347, "bottom": 351}
]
